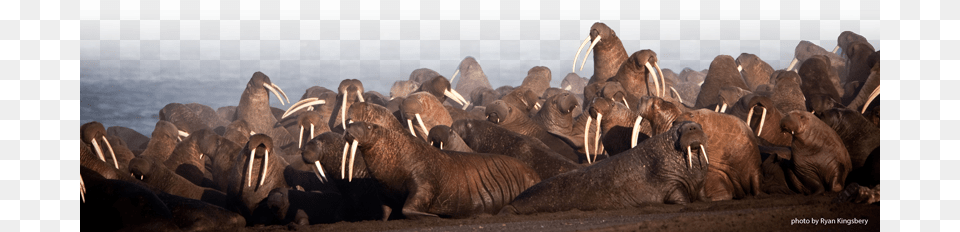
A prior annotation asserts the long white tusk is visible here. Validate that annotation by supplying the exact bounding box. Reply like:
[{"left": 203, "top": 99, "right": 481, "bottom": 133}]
[
  {"left": 687, "top": 146, "right": 693, "bottom": 168},
  {"left": 284, "top": 98, "right": 318, "bottom": 115},
  {"left": 407, "top": 119, "right": 417, "bottom": 137},
  {"left": 250, "top": 131, "right": 257, "bottom": 136},
  {"left": 746, "top": 106, "right": 755, "bottom": 130},
  {"left": 757, "top": 107, "right": 767, "bottom": 137},
  {"left": 341, "top": 142, "right": 349, "bottom": 179},
  {"left": 446, "top": 89, "right": 471, "bottom": 110},
  {"left": 584, "top": 116, "right": 592, "bottom": 164},
  {"left": 580, "top": 36, "right": 602, "bottom": 72},
  {"left": 720, "top": 103, "right": 728, "bottom": 113},
  {"left": 91, "top": 138, "right": 105, "bottom": 162},
  {"left": 178, "top": 130, "right": 190, "bottom": 138},
  {"left": 654, "top": 62, "right": 666, "bottom": 97},
  {"left": 310, "top": 124, "right": 315, "bottom": 141},
  {"left": 258, "top": 149, "right": 269, "bottom": 189},
  {"left": 594, "top": 113, "right": 602, "bottom": 163},
  {"left": 645, "top": 62, "right": 661, "bottom": 97},
  {"left": 101, "top": 136, "right": 118, "bottom": 169},
  {"left": 631, "top": 115, "right": 643, "bottom": 148},
  {"left": 700, "top": 144, "right": 709, "bottom": 165},
  {"left": 340, "top": 95, "right": 348, "bottom": 130},
  {"left": 247, "top": 149, "right": 255, "bottom": 187},
  {"left": 281, "top": 99, "right": 325, "bottom": 119},
  {"left": 786, "top": 58, "right": 799, "bottom": 71},
  {"left": 298, "top": 126, "right": 304, "bottom": 149},
  {"left": 444, "top": 89, "right": 464, "bottom": 106},
  {"left": 272, "top": 83, "right": 291, "bottom": 104},
  {"left": 314, "top": 161, "right": 327, "bottom": 183},
  {"left": 80, "top": 177, "right": 86, "bottom": 203},
  {"left": 450, "top": 69, "right": 460, "bottom": 84},
  {"left": 440, "top": 141, "right": 444, "bottom": 150},
  {"left": 199, "top": 152, "right": 203, "bottom": 160},
  {"left": 831, "top": 45, "right": 840, "bottom": 54},
  {"left": 348, "top": 140, "right": 358, "bottom": 182},
  {"left": 621, "top": 98, "right": 629, "bottom": 110},
  {"left": 670, "top": 87, "right": 683, "bottom": 103},
  {"left": 415, "top": 113, "right": 430, "bottom": 137},
  {"left": 263, "top": 83, "right": 286, "bottom": 106},
  {"left": 356, "top": 90, "right": 365, "bottom": 103},
  {"left": 862, "top": 85, "right": 880, "bottom": 114},
  {"left": 573, "top": 36, "right": 591, "bottom": 73},
  {"left": 534, "top": 102, "right": 541, "bottom": 111},
  {"left": 715, "top": 104, "right": 720, "bottom": 112}
]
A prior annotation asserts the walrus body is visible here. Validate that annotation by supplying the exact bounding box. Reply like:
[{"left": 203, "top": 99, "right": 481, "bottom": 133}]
[
  {"left": 780, "top": 111, "right": 852, "bottom": 194},
  {"left": 452, "top": 119, "right": 582, "bottom": 179},
  {"left": 501, "top": 121, "right": 709, "bottom": 215},
  {"left": 343, "top": 122, "right": 541, "bottom": 219}
]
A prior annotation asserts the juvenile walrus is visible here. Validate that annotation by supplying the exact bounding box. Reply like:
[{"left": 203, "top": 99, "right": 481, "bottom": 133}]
[
  {"left": 341, "top": 121, "right": 541, "bottom": 219},
  {"left": 500, "top": 121, "right": 710, "bottom": 215},
  {"left": 780, "top": 111, "right": 852, "bottom": 194}
]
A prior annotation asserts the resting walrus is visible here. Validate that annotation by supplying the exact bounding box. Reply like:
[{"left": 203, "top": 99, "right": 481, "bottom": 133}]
[
  {"left": 341, "top": 121, "right": 541, "bottom": 219},
  {"left": 500, "top": 121, "right": 709, "bottom": 215}
]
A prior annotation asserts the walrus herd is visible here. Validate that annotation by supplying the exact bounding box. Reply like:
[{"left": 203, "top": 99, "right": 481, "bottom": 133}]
[{"left": 81, "top": 23, "right": 880, "bottom": 229}]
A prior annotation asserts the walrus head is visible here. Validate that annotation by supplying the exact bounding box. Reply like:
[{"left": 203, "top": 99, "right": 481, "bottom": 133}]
[
  {"left": 427, "top": 125, "right": 457, "bottom": 150},
  {"left": 81, "top": 121, "right": 118, "bottom": 169},
  {"left": 419, "top": 76, "right": 470, "bottom": 109},
  {"left": 484, "top": 100, "right": 513, "bottom": 125},
  {"left": 244, "top": 134, "right": 275, "bottom": 190},
  {"left": 295, "top": 110, "right": 324, "bottom": 149},
  {"left": 673, "top": 121, "right": 709, "bottom": 169},
  {"left": 341, "top": 121, "right": 379, "bottom": 182},
  {"left": 554, "top": 93, "right": 579, "bottom": 114},
  {"left": 193, "top": 129, "right": 223, "bottom": 161},
  {"left": 127, "top": 157, "right": 152, "bottom": 181},
  {"left": 626, "top": 49, "right": 666, "bottom": 97},
  {"left": 780, "top": 111, "right": 810, "bottom": 136}
]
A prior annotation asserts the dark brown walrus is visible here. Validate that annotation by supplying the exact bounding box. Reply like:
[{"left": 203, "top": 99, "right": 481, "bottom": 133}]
[
  {"left": 341, "top": 121, "right": 541, "bottom": 219},
  {"left": 500, "top": 121, "right": 710, "bottom": 215}
]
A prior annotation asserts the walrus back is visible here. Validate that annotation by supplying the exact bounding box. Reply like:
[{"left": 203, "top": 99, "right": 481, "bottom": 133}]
[{"left": 436, "top": 151, "right": 541, "bottom": 217}]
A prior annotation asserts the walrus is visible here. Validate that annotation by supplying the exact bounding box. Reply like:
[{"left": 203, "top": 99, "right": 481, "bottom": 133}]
[
  {"left": 128, "top": 157, "right": 237, "bottom": 212},
  {"left": 417, "top": 75, "right": 470, "bottom": 109},
  {"left": 107, "top": 125, "right": 150, "bottom": 151},
  {"left": 159, "top": 102, "right": 210, "bottom": 136},
  {"left": 798, "top": 55, "right": 844, "bottom": 112},
  {"left": 559, "top": 72, "right": 587, "bottom": 94},
  {"left": 453, "top": 57, "right": 494, "bottom": 103},
  {"left": 81, "top": 166, "right": 182, "bottom": 232},
  {"left": 728, "top": 94, "right": 792, "bottom": 147},
  {"left": 162, "top": 128, "right": 223, "bottom": 187},
  {"left": 606, "top": 49, "right": 666, "bottom": 98},
  {"left": 452, "top": 119, "right": 582, "bottom": 179},
  {"left": 779, "top": 111, "right": 852, "bottom": 194},
  {"left": 735, "top": 53, "right": 774, "bottom": 91},
  {"left": 341, "top": 121, "right": 541, "bottom": 219},
  {"left": 695, "top": 55, "right": 751, "bottom": 110},
  {"left": 138, "top": 120, "right": 183, "bottom": 162},
  {"left": 636, "top": 96, "right": 683, "bottom": 136},
  {"left": 264, "top": 187, "right": 343, "bottom": 225},
  {"left": 81, "top": 121, "right": 121, "bottom": 170},
  {"left": 227, "top": 134, "right": 291, "bottom": 217},
  {"left": 584, "top": 97, "right": 653, "bottom": 158},
  {"left": 531, "top": 92, "right": 583, "bottom": 148},
  {"left": 400, "top": 92, "right": 454, "bottom": 140},
  {"left": 328, "top": 79, "right": 365, "bottom": 133},
  {"left": 768, "top": 70, "right": 808, "bottom": 115},
  {"left": 485, "top": 100, "right": 580, "bottom": 162},
  {"left": 500, "top": 121, "right": 710, "bottom": 215},
  {"left": 520, "top": 66, "right": 552, "bottom": 97},
  {"left": 678, "top": 109, "right": 762, "bottom": 201},
  {"left": 390, "top": 80, "right": 420, "bottom": 100},
  {"left": 815, "top": 108, "right": 879, "bottom": 170},
  {"left": 426, "top": 125, "right": 474, "bottom": 153},
  {"left": 574, "top": 22, "right": 629, "bottom": 84},
  {"left": 234, "top": 71, "right": 291, "bottom": 135}
]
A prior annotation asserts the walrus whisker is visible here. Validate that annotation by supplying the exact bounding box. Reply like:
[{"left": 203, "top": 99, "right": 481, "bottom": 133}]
[
  {"left": 862, "top": 84, "right": 880, "bottom": 114},
  {"left": 645, "top": 62, "right": 661, "bottom": 97},
  {"left": 262, "top": 83, "right": 286, "bottom": 106},
  {"left": 314, "top": 160, "right": 327, "bottom": 183},
  {"left": 348, "top": 139, "right": 359, "bottom": 182},
  {"left": 631, "top": 115, "right": 643, "bottom": 148},
  {"left": 356, "top": 90, "right": 365, "bottom": 103},
  {"left": 91, "top": 138, "right": 105, "bottom": 162},
  {"left": 407, "top": 119, "right": 417, "bottom": 137},
  {"left": 757, "top": 107, "right": 767, "bottom": 137},
  {"left": 573, "top": 36, "right": 591, "bottom": 73},
  {"left": 584, "top": 116, "right": 592, "bottom": 164},
  {"left": 258, "top": 149, "right": 269, "bottom": 189},
  {"left": 281, "top": 98, "right": 325, "bottom": 119},
  {"left": 654, "top": 62, "right": 665, "bottom": 97},
  {"left": 247, "top": 149, "right": 255, "bottom": 187},
  {"left": 594, "top": 113, "right": 603, "bottom": 163},
  {"left": 415, "top": 113, "right": 430, "bottom": 137},
  {"left": 341, "top": 142, "right": 349, "bottom": 179},
  {"left": 298, "top": 126, "right": 304, "bottom": 149},
  {"left": 579, "top": 35, "right": 601, "bottom": 72},
  {"left": 700, "top": 144, "right": 709, "bottom": 165},
  {"left": 102, "top": 136, "right": 119, "bottom": 169},
  {"left": 271, "top": 83, "right": 291, "bottom": 104},
  {"left": 686, "top": 146, "right": 693, "bottom": 168}
]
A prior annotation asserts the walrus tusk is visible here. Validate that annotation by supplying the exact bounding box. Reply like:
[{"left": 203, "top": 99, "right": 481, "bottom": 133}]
[
  {"left": 862, "top": 85, "right": 880, "bottom": 114},
  {"left": 314, "top": 160, "right": 327, "bottom": 183},
  {"left": 701, "top": 144, "right": 709, "bottom": 165},
  {"left": 263, "top": 83, "right": 286, "bottom": 106},
  {"left": 580, "top": 35, "right": 602, "bottom": 72},
  {"left": 178, "top": 130, "right": 190, "bottom": 139},
  {"left": 356, "top": 90, "right": 365, "bottom": 103},
  {"left": 341, "top": 95, "right": 348, "bottom": 130},
  {"left": 584, "top": 116, "right": 592, "bottom": 164},
  {"left": 272, "top": 83, "right": 290, "bottom": 104},
  {"left": 298, "top": 126, "right": 304, "bottom": 149},
  {"left": 687, "top": 146, "right": 693, "bottom": 168},
  {"left": 446, "top": 89, "right": 471, "bottom": 110},
  {"left": 645, "top": 62, "right": 661, "bottom": 97},
  {"left": 622, "top": 98, "right": 629, "bottom": 110},
  {"left": 786, "top": 58, "right": 799, "bottom": 71},
  {"left": 415, "top": 113, "right": 430, "bottom": 137},
  {"left": 831, "top": 45, "right": 840, "bottom": 54},
  {"left": 564, "top": 85, "right": 572, "bottom": 91},
  {"left": 573, "top": 37, "right": 591, "bottom": 73},
  {"left": 534, "top": 102, "right": 541, "bottom": 111},
  {"left": 594, "top": 113, "right": 602, "bottom": 163},
  {"left": 199, "top": 152, "right": 203, "bottom": 160},
  {"left": 247, "top": 149, "right": 255, "bottom": 187},
  {"left": 440, "top": 141, "right": 444, "bottom": 150},
  {"left": 348, "top": 139, "right": 358, "bottom": 182},
  {"left": 715, "top": 104, "right": 720, "bottom": 112},
  {"left": 281, "top": 98, "right": 325, "bottom": 119},
  {"left": 631, "top": 115, "right": 643, "bottom": 148},
  {"left": 746, "top": 106, "right": 755, "bottom": 130},
  {"left": 450, "top": 69, "right": 460, "bottom": 84},
  {"left": 258, "top": 149, "right": 269, "bottom": 189},
  {"left": 91, "top": 138, "right": 105, "bottom": 162},
  {"left": 310, "top": 124, "right": 315, "bottom": 142},
  {"left": 719, "top": 103, "right": 728, "bottom": 113},
  {"left": 654, "top": 62, "right": 665, "bottom": 97},
  {"left": 101, "top": 136, "right": 118, "bottom": 169},
  {"left": 407, "top": 119, "right": 417, "bottom": 137},
  {"left": 737, "top": 65, "right": 742, "bottom": 72},
  {"left": 80, "top": 177, "right": 86, "bottom": 203},
  {"left": 250, "top": 131, "right": 257, "bottom": 136},
  {"left": 670, "top": 87, "right": 683, "bottom": 103},
  {"left": 757, "top": 107, "right": 767, "bottom": 137},
  {"left": 341, "top": 142, "right": 349, "bottom": 179}
]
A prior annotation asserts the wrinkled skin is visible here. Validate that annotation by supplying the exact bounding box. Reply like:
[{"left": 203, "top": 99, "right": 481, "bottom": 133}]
[
  {"left": 343, "top": 122, "right": 541, "bottom": 219},
  {"left": 294, "top": 110, "right": 329, "bottom": 150},
  {"left": 227, "top": 134, "right": 291, "bottom": 220},
  {"left": 792, "top": 41, "right": 847, "bottom": 83},
  {"left": 767, "top": 71, "right": 808, "bottom": 115},
  {"left": 607, "top": 50, "right": 663, "bottom": 99},
  {"left": 500, "top": 121, "right": 709, "bottom": 215},
  {"left": 798, "top": 55, "right": 844, "bottom": 112},
  {"left": 328, "top": 79, "right": 365, "bottom": 133},
  {"left": 736, "top": 53, "right": 774, "bottom": 91},
  {"left": 678, "top": 110, "right": 762, "bottom": 201},
  {"left": 454, "top": 57, "right": 494, "bottom": 103},
  {"left": 427, "top": 125, "right": 474, "bottom": 153},
  {"left": 453, "top": 119, "right": 582, "bottom": 179},
  {"left": 82, "top": 121, "right": 134, "bottom": 171},
  {"left": 485, "top": 100, "right": 580, "bottom": 162},
  {"left": 532, "top": 93, "right": 584, "bottom": 148},
  {"left": 499, "top": 87, "right": 540, "bottom": 114},
  {"left": 636, "top": 96, "right": 683, "bottom": 136},
  {"left": 160, "top": 102, "right": 210, "bottom": 135},
  {"left": 521, "top": 66, "right": 552, "bottom": 97},
  {"left": 779, "top": 111, "right": 852, "bottom": 195},
  {"left": 586, "top": 97, "right": 652, "bottom": 157},
  {"left": 347, "top": 102, "right": 407, "bottom": 133},
  {"left": 128, "top": 157, "right": 236, "bottom": 213},
  {"left": 390, "top": 80, "right": 420, "bottom": 100},
  {"left": 139, "top": 120, "right": 182, "bottom": 162},
  {"left": 107, "top": 125, "right": 150, "bottom": 151},
  {"left": 584, "top": 22, "right": 629, "bottom": 84},
  {"left": 163, "top": 129, "right": 223, "bottom": 188},
  {"left": 223, "top": 119, "right": 253, "bottom": 148},
  {"left": 815, "top": 108, "right": 879, "bottom": 170},
  {"left": 400, "top": 92, "right": 454, "bottom": 140},
  {"left": 695, "top": 55, "right": 750, "bottom": 109},
  {"left": 727, "top": 94, "right": 792, "bottom": 147},
  {"left": 716, "top": 86, "right": 752, "bottom": 113}
]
